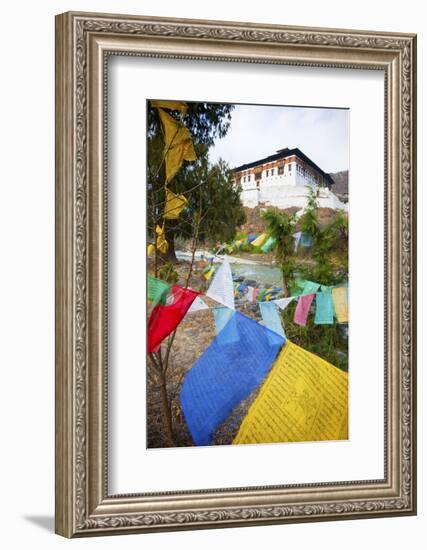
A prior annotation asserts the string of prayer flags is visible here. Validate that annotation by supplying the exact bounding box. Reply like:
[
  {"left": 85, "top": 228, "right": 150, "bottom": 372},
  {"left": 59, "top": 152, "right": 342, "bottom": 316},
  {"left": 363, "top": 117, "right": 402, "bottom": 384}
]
[
  {"left": 259, "top": 302, "right": 285, "bottom": 339},
  {"left": 260, "top": 236, "right": 277, "bottom": 253},
  {"left": 179, "top": 311, "right": 285, "bottom": 446},
  {"left": 164, "top": 188, "right": 188, "bottom": 220},
  {"left": 206, "top": 255, "right": 235, "bottom": 310},
  {"left": 155, "top": 224, "right": 168, "bottom": 254},
  {"left": 314, "top": 289, "right": 334, "bottom": 324},
  {"left": 300, "top": 232, "right": 313, "bottom": 248},
  {"left": 233, "top": 340, "right": 348, "bottom": 445},
  {"left": 251, "top": 233, "right": 268, "bottom": 248},
  {"left": 332, "top": 286, "right": 349, "bottom": 323},
  {"left": 186, "top": 296, "right": 209, "bottom": 314},
  {"left": 294, "top": 293, "right": 315, "bottom": 326},
  {"left": 157, "top": 108, "right": 197, "bottom": 183},
  {"left": 147, "top": 284, "right": 200, "bottom": 352},
  {"left": 292, "top": 231, "right": 302, "bottom": 253},
  {"left": 150, "top": 100, "right": 188, "bottom": 113},
  {"left": 273, "top": 296, "right": 294, "bottom": 311},
  {"left": 147, "top": 275, "right": 171, "bottom": 307}
]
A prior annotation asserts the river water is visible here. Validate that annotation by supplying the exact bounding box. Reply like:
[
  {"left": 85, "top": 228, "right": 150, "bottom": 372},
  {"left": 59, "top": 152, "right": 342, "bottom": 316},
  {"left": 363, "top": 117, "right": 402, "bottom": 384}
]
[
  {"left": 230, "top": 263, "right": 282, "bottom": 286},
  {"left": 176, "top": 250, "right": 282, "bottom": 287}
]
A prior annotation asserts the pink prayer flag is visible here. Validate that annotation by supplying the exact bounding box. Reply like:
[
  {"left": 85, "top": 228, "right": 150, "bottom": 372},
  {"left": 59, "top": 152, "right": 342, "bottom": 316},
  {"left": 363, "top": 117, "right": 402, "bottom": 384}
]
[{"left": 293, "top": 293, "right": 315, "bottom": 326}]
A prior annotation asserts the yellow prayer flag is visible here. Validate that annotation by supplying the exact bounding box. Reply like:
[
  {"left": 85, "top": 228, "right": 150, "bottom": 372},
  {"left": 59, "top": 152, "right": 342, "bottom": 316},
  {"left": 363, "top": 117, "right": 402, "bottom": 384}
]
[
  {"left": 158, "top": 109, "right": 196, "bottom": 182},
  {"left": 233, "top": 340, "right": 348, "bottom": 445},
  {"left": 147, "top": 244, "right": 155, "bottom": 257},
  {"left": 204, "top": 266, "right": 215, "bottom": 281},
  {"left": 164, "top": 188, "right": 188, "bottom": 220},
  {"left": 150, "top": 100, "right": 188, "bottom": 113},
  {"left": 155, "top": 224, "right": 168, "bottom": 254},
  {"left": 251, "top": 233, "right": 268, "bottom": 248},
  {"left": 332, "top": 286, "right": 349, "bottom": 323}
]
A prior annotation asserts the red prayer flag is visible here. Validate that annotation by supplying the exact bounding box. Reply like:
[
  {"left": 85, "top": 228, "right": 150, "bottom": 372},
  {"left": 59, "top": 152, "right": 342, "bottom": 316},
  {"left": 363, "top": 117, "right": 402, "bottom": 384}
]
[{"left": 148, "top": 284, "right": 200, "bottom": 352}]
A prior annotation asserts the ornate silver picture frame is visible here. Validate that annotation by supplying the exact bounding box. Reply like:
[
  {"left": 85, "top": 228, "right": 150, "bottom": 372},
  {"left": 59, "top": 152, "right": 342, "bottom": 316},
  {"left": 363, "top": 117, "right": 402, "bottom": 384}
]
[{"left": 55, "top": 11, "right": 417, "bottom": 537}]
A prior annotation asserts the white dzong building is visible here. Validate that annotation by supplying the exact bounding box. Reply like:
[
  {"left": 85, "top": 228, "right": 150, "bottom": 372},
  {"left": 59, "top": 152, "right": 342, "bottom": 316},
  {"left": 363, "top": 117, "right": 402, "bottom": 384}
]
[{"left": 233, "top": 147, "right": 347, "bottom": 211}]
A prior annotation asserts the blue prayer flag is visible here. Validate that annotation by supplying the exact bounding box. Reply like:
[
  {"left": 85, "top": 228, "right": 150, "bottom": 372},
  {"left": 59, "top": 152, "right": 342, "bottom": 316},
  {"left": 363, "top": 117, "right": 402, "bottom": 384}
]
[
  {"left": 180, "top": 311, "right": 285, "bottom": 446},
  {"left": 212, "top": 307, "right": 239, "bottom": 344},
  {"left": 300, "top": 233, "right": 313, "bottom": 247},
  {"left": 259, "top": 302, "right": 286, "bottom": 340}
]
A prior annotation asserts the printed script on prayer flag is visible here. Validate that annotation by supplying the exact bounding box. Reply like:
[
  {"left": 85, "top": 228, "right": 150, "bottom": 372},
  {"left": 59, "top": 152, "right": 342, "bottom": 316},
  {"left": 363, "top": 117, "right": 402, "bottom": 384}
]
[{"left": 233, "top": 340, "right": 348, "bottom": 445}]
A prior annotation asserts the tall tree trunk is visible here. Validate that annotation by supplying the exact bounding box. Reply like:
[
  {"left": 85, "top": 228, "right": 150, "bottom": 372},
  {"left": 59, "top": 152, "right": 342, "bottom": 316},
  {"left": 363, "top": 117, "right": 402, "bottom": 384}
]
[{"left": 160, "top": 220, "right": 178, "bottom": 263}]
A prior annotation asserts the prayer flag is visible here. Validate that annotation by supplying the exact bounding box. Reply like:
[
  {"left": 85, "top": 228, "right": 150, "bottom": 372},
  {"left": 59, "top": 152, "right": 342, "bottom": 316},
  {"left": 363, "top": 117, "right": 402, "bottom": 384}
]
[
  {"left": 206, "top": 255, "right": 235, "bottom": 310},
  {"left": 259, "top": 302, "right": 285, "bottom": 339},
  {"left": 155, "top": 224, "right": 168, "bottom": 254},
  {"left": 301, "top": 279, "right": 320, "bottom": 295},
  {"left": 251, "top": 233, "right": 268, "bottom": 248},
  {"left": 186, "top": 296, "right": 209, "bottom": 313},
  {"left": 150, "top": 100, "right": 188, "bottom": 113},
  {"left": 294, "top": 293, "right": 315, "bottom": 326},
  {"left": 292, "top": 231, "right": 302, "bottom": 253},
  {"left": 164, "top": 188, "right": 188, "bottom": 219},
  {"left": 245, "top": 286, "right": 255, "bottom": 302},
  {"left": 332, "top": 286, "right": 349, "bottom": 323},
  {"left": 261, "top": 236, "right": 277, "bottom": 253},
  {"left": 147, "top": 244, "right": 155, "bottom": 257},
  {"left": 180, "top": 311, "right": 285, "bottom": 446},
  {"left": 314, "top": 290, "right": 334, "bottom": 324},
  {"left": 273, "top": 297, "right": 294, "bottom": 310},
  {"left": 158, "top": 108, "right": 196, "bottom": 182},
  {"left": 203, "top": 266, "right": 215, "bottom": 281},
  {"left": 147, "top": 275, "right": 171, "bottom": 307},
  {"left": 300, "top": 232, "right": 313, "bottom": 247},
  {"left": 233, "top": 340, "right": 348, "bottom": 445},
  {"left": 212, "top": 307, "right": 239, "bottom": 345},
  {"left": 147, "top": 284, "right": 199, "bottom": 352}
]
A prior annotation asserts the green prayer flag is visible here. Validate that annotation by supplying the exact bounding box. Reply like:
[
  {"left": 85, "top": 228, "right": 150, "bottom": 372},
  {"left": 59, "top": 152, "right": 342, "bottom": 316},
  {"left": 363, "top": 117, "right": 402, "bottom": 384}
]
[
  {"left": 261, "top": 236, "right": 277, "bottom": 253},
  {"left": 148, "top": 275, "right": 171, "bottom": 307},
  {"left": 314, "top": 290, "right": 334, "bottom": 324}
]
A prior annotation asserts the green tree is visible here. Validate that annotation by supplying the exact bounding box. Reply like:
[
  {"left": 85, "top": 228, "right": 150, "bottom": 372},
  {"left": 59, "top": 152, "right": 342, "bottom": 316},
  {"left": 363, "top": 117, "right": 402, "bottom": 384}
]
[
  {"left": 261, "top": 209, "right": 297, "bottom": 296},
  {"left": 263, "top": 187, "right": 349, "bottom": 371},
  {"left": 298, "top": 186, "right": 348, "bottom": 286},
  {"left": 147, "top": 102, "right": 242, "bottom": 262}
]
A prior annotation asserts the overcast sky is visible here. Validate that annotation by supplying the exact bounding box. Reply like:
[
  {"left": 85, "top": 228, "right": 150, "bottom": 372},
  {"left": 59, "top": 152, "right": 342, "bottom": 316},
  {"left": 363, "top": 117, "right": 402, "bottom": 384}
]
[{"left": 209, "top": 104, "right": 349, "bottom": 174}]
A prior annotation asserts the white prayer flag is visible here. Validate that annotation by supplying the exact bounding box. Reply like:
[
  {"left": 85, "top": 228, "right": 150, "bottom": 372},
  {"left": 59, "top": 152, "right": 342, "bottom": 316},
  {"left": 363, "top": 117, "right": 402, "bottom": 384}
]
[
  {"left": 186, "top": 296, "right": 209, "bottom": 314},
  {"left": 206, "top": 255, "right": 235, "bottom": 310},
  {"left": 273, "top": 297, "right": 294, "bottom": 310},
  {"left": 292, "top": 231, "right": 302, "bottom": 254},
  {"left": 245, "top": 286, "right": 255, "bottom": 302}
]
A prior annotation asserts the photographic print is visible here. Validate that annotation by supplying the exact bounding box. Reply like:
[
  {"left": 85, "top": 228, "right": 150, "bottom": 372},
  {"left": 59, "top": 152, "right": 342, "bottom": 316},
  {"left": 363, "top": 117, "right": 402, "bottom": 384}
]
[
  {"left": 147, "top": 100, "right": 349, "bottom": 449},
  {"left": 56, "top": 12, "right": 416, "bottom": 536}
]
